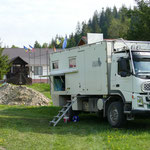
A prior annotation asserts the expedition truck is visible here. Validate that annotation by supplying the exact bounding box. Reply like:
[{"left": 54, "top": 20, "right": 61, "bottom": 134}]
[{"left": 49, "top": 39, "right": 150, "bottom": 127}]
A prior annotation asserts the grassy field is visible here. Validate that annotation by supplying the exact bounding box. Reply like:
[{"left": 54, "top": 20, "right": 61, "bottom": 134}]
[
  {"left": 1, "top": 83, "right": 150, "bottom": 149},
  {"left": 26, "top": 83, "right": 51, "bottom": 99},
  {"left": 1, "top": 105, "right": 150, "bottom": 150}
]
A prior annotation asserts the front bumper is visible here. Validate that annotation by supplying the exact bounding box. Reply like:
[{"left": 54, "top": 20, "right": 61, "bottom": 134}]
[
  {"left": 132, "top": 93, "right": 150, "bottom": 111},
  {"left": 131, "top": 109, "right": 150, "bottom": 114}
]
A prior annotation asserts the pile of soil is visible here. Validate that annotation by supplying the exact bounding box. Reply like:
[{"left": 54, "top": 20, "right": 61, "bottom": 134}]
[{"left": 0, "top": 84, "right": 50, "bottom": 106}]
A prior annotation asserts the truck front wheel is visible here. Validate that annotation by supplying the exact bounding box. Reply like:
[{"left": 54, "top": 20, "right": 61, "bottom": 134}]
[{"left": 107, "top": 101, "right": 126, "bottom": 128}]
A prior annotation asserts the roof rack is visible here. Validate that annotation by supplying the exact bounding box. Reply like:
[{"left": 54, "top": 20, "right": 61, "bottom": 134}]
[
  {"left": 113, "top": 39, "right": 150, "bottom": 52},
  {"left": 112, "top": 39, "right": 150, "bottom": 75}
]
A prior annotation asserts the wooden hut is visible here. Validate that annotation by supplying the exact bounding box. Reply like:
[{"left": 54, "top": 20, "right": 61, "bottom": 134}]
[{"left": 6, "top": 56, "right": 32, "bottom": 85}]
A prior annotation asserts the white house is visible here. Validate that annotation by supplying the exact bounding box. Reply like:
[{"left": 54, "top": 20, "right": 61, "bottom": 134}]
[{"left": 3, "top": 48, "right": 60, "bottom": 83}]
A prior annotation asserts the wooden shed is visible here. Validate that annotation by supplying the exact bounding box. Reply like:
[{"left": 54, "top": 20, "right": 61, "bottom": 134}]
[{"left": 6, "top": 56, "right": 32, "bottom": 85}]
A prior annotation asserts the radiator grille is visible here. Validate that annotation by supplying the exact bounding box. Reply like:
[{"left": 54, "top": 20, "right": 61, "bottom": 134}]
[{"left": 142, "top": 82, "right": 150, "bottom": 92}]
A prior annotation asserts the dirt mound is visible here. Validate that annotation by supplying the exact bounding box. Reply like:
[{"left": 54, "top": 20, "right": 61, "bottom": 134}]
[{"left": 0, "top": 84, "right": 50, "bottom": 106}]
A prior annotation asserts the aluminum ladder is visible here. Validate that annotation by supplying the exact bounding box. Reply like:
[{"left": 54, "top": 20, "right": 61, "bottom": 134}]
[{"left": 49, "top": 96, "right": 77, "bottom": 127}]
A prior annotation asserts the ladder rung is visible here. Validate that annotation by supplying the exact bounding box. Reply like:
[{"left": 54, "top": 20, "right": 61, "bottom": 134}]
[
  {"left": 63, "top": 105, "right": 70, "bottom": 108},
  {"left": 49, "top": 121, "right": 55, "bottom": 124},
  {"left": 59, "top": 110, "right": 65, "bottom": 113},
  {"left": 64, "top": 103, "right": 70, "bottom": 106},
  {"left": 54, "top": 116, "right": 60, "bottom": 118}
]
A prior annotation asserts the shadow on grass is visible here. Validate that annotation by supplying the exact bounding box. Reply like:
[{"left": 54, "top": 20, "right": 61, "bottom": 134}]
[{"left": 1, "top": 106, "right": 150, "bottom": 136}]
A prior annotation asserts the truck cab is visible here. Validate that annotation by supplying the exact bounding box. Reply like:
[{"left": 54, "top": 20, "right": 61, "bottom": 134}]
[{"left": 111, "top": 50, "right": 150, "bottom": 112}]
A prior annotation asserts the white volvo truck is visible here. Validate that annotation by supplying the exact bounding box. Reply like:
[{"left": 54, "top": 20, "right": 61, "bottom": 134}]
[{"left": 49, "top": 39, "right": 150, "bottom": 127}]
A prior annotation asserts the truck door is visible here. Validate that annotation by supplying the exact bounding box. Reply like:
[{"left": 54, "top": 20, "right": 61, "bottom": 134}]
[
  {"left": 111, "top": 56, "right": 133, "bottom": 101},
  {"left": 78, "top": 50, "right": 86, "bottom": 94}
]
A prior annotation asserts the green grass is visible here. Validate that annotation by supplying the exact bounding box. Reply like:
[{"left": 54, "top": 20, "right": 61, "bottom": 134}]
[
  {"left": 1, "top": 105, "right": 150, "bottom": 150},
  {"left": 1, "top": 83, "right": 150, "bottom": 149},
  {"left": 26, "top": 83, "right": 52, "bottom": 104}
]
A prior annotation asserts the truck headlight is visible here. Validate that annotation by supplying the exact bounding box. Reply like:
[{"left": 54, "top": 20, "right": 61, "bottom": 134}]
[{"left": 137, "top": 96, "right": 144, "bottom": 106}]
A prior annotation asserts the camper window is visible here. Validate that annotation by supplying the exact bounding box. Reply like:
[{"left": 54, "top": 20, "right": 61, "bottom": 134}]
[
  {"left": 52, "top": 61, "right": 59, "bottom": 70},
  {"left": 54, "top": 76, "right": 65, "bottom": 91},
  {"left": 69, "top": 57, "right": 76, "bottom": 68}
]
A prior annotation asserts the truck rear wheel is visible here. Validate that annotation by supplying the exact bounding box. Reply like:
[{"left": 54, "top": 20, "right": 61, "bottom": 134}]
[{"left": 107, "top": 101, "right": 126, "bottom": 128}]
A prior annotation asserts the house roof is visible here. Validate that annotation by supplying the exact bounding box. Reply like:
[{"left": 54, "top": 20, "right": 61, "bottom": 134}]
[
  {"left": 78, "top": 36, "right": 87, "bottom": 46},
  {"left": 3, "top": 48, "right": 61, "bottom": 66},
  {"left": 9, "top": 56, "right": 28, "bottom": 65}
]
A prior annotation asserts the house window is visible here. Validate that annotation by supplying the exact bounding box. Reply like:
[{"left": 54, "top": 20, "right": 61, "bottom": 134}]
[
  {"left": 52, "top": 61, "right": 59, "bottom": 69},
  {"left": 34, "top": 66, "right": 43, "bottom": 75},
  {"left": 69, "top": 57, "right": 76, "bottom": 68}
]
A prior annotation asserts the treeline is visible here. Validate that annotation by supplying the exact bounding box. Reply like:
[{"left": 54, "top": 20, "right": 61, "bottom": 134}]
[{"left": 33, "top": 0, "right": 150, "bottom": 49}]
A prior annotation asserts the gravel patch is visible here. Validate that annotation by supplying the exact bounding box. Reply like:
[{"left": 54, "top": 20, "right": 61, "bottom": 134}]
[{"left": 0, "top": 84, "right": 50, "bottom": 106}]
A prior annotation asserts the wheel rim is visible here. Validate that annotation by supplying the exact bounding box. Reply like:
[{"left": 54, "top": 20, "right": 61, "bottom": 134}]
[{"left": 110, "top": 106, "right": 119, "bottom": 124}]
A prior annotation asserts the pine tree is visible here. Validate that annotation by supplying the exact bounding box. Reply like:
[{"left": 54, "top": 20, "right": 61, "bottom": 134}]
[
  {"left": 11, "top": 45, "right": 19, "bottom": 48},
  {"left": 113, "top": 6, "right": 118, "bottom": 18},
  {"left": 0, "top": 48, "right": 10, "bottom": 80},
  {"left": 67, "top": 33, "right": 76, "bottom": 48},
  {"left": 42, "top": 43, "right": 48, "bottom": 48},
  {"left": 99, "top": 9, "right": 106, "bottom": 36},
  {"left": 108, "top": 17, "right": 130, "bottom": 39},
  {"left": 76, "top": 22, "right": 82, "bottom": 35},
  {"left": 34, "top": 41, "right": 41, "bottom": 48},
  {"left": 91, "top": 11, "right": 101, "bottom": 33},
  {"left": 127, "top": 0, "right": 150, "bottom": 40},
  {"left": 119, "top": 5, "right": 128, "bottom": 22},
  {"left": 81, "top": 21, "right": 91, "bottom": 36}
]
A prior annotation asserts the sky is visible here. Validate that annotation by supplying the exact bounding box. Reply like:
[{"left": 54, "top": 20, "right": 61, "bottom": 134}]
[{"left": 0, "top": 0, "right": 137, "bottom": 48}]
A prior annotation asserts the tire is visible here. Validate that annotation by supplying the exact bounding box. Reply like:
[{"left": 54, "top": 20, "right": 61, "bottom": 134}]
[{"left": 107, "top": 101, "right": 126, "bottom": 128}]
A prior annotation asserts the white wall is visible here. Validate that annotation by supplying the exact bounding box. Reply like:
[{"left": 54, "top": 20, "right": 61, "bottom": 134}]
[{"left": 29, "top": 65, "right": 49, "bottom": 79}]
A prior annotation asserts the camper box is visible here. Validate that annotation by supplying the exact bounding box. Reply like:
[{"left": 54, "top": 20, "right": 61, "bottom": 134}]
[{"left": 50, "top": 41, "right": 112, "bottom": 107}]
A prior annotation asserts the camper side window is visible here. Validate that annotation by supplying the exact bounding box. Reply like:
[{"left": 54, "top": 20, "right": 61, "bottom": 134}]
[
  {"left": 52, "top": 61, "right": 58, "bottom": 70},
  {"left": 69, "top": 58, "right": 76, "bottom": 68}
]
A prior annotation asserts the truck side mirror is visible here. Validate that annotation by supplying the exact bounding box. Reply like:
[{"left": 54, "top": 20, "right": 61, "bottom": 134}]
[{"left": 118, "top": 57, "right": 131, "bottom": 77}]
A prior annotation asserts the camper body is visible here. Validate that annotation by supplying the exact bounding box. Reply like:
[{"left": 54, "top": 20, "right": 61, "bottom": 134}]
[{"left": 50, "top": 40, "right": 150, "bottom": 127}]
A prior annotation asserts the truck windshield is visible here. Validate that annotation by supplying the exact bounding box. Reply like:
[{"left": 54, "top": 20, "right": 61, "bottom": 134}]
[
  {"left": 132, "top": 51, "right": 150, "bottom": 75},
  {"left": 134, "top": 59, "right": 150, "bottom": 74}
]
